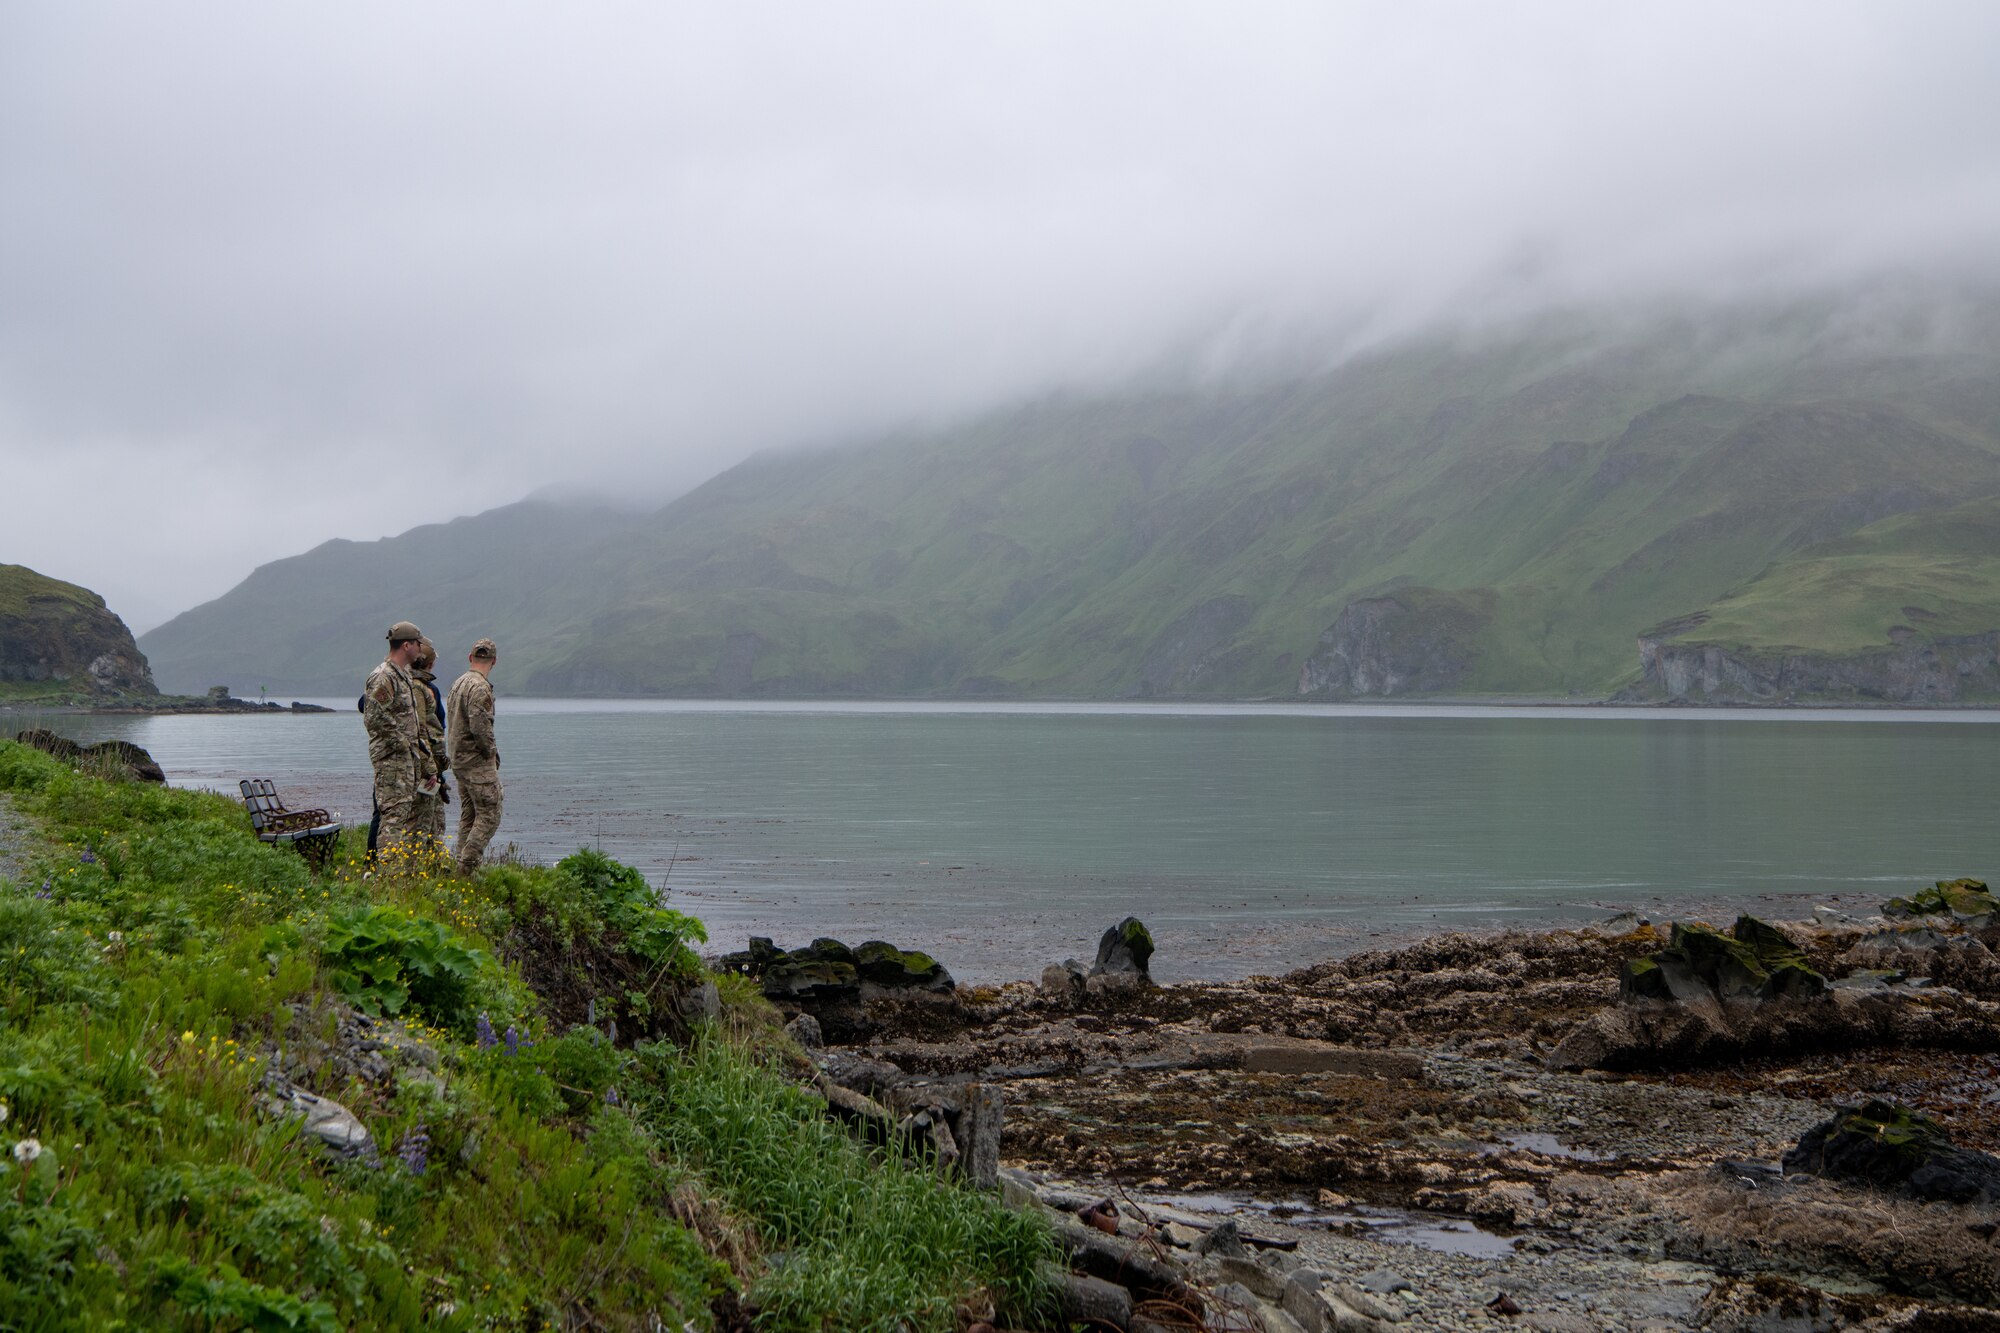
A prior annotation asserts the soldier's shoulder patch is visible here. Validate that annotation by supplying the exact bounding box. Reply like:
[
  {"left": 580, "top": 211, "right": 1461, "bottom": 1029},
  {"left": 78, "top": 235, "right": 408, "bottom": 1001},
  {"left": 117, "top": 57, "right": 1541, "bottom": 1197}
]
[{"left": 372, "top": 684, "right": 392, "bottom": 703}]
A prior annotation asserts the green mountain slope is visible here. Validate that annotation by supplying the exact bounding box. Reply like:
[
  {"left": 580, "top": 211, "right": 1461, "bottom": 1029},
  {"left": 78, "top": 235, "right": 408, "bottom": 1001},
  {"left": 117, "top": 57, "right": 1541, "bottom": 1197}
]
[
  {"left": 142, "top": 290, "right": 2000, "bottom": 701},
  {"left": 138, "top": 501, "right": 649, "bottom": 695},
  {"left": 1615, "top": 496, "right": 2000, "bottom": 703},
  {"left": 1669, "top": 497, "right": 2000, "bottom": 653}
]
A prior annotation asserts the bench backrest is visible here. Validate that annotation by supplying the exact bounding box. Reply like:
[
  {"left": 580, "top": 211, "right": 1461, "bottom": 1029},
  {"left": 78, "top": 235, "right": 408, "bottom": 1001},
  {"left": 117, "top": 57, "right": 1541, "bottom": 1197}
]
[{"left": 239, "top": 778, "right": 289, "bottom": 832}]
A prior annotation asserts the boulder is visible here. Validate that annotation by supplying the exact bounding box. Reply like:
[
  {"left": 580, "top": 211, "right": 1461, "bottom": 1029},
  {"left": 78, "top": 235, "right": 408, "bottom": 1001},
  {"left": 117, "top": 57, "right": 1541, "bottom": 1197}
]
[
  {"left": 13, "top": 730, "right": 166, "bottom": 783},
  {"left": 853, "top": 940, "right": 953, "bottom": 991},
  {"left": 1885, "top": 877, "right": 1998, "bottom": 928},
  {"left": 783, "top": 1012, "right": 823, "bottom": 1050},
  {"left": 1092, "top": 917, "right": 1155, "bottom": 983},
  {"left": 1040, "top": 958, "right": 1089, "bottom": 1001},
  {"left": 1782, "top": 1099, "right": 2000, "bottom": 1205},
  {"left": 1618, "top": 917, "right": 1824, "bottom": 1004},
  {"left": 718, "top": 935, "right": 953, "bottom": 1002},
  {"left": 261, "top": 1078, "right": 377, "bottom": 1165}
]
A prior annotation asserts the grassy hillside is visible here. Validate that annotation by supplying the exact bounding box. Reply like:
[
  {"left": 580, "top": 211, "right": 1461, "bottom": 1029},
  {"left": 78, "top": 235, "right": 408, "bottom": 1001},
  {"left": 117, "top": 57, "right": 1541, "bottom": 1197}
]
[
  {"left": 141, "top": 287, "right": 2000, "bottom": 700},
  {"left": 1660, "top": 496, "right": 2000, "bottom": 654},
  {"left": 138, "top": 501, "right": 650, "bottom": 697},
  {"left": 0, "top": 742, "right": 1055, "bottom": 1328}
]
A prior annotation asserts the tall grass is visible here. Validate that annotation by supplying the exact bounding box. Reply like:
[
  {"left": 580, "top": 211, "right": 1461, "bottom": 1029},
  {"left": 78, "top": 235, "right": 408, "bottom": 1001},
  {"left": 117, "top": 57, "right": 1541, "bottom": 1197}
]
[{"left": 634, "top": 1033, "right": 1059, "bottom": 1332}]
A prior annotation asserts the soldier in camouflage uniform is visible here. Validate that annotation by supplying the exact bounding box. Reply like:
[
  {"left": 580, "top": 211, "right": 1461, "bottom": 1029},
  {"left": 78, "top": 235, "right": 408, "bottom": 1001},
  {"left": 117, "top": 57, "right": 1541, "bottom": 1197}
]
[
  {"left": 447, "top": 638, "right": 503, "bottom": 875},
  {"left": 362, "top": 622, "right": 431, "bottom": 858},
  {"left": 410, "top": 638, "right": 451, "bottom": 848}
]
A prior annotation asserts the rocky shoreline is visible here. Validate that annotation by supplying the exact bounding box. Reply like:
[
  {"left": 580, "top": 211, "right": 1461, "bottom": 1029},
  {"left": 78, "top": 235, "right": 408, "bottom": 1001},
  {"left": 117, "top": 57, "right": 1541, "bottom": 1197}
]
[{"left": 733, "top": 897, "right": 2000, "bottom": 1330}]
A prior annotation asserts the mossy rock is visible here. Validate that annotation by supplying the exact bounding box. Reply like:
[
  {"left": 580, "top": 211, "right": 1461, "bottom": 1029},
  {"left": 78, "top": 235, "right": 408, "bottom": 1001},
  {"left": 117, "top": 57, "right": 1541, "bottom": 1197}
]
[
  {"left": 1622, "top": 916, "right": 1824, "bottom": 1004},
  {"left": 1884, "top": 877, "right": 1997, "bottom": 923},
  {"left": 1783, "top": 1098, "right": 2000, "bottom": 1205},
  {"left": 1837, "top": 1099, "right": 1952, "bottom": 1161},
  {"left": 1091, "top": 916, "right": 1155, "bottom": 978},
  {"left": 1763, "top": 958, "right": 1828, "bottom": 1000},
  {"left": 759, "top": 959, "right": 859, "bottom": 999},
  {"left": 789, "top": 938, "right": 859, "bottom": 968},
  {"left": 853, "top": 940, "right": 954, "bottom": 990},
  {"left": 1618, "top": 955, "right": 1673, "bottom": 1000}
]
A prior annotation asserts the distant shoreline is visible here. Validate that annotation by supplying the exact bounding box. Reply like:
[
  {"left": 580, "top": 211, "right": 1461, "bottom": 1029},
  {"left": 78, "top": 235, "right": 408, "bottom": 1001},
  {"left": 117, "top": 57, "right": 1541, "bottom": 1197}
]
[
  {"left": 50, "top": 690, "right": 2000, "bottom": 714},
  {"left": 1, "top": 697, "right": 333, "bottom": 717}
]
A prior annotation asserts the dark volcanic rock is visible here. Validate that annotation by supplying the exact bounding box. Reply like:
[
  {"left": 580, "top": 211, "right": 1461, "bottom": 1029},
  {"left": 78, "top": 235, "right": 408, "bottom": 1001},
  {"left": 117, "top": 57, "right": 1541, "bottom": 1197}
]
[{"left": 1783, "top": 1099, "right": 2000, "bottom": 1205}]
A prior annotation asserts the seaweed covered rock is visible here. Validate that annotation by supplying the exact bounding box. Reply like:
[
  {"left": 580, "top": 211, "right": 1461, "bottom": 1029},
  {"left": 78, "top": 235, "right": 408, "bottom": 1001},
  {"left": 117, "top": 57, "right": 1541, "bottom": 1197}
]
[
  {"left": 1782, "top": 1099, "right": 2000, "bottom": 1205},
  {"left": 718, "top": 935, "right": 953, "bottom": 1002},
  {"left": 1090, "top": 917, "right": 1155, "bottom": 985},
  {"left": 1619, "top": 916, "right": 1825, "bottom": 1003},
  {"left": 1885, "top": 877, "right": 1998, "bottom": 928},
  {"left": 853, "top": 940, "right": 952, "bottom": 990}
]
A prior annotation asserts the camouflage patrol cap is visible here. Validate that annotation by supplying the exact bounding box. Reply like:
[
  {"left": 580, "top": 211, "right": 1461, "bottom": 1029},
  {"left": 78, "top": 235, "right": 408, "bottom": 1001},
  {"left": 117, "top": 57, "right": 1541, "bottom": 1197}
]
[
  {"left": 470, "top": 638, "right": 498, "bottom": 661},
  {"left": 386, "top": 621, "right": 423, "bottom": 643}
]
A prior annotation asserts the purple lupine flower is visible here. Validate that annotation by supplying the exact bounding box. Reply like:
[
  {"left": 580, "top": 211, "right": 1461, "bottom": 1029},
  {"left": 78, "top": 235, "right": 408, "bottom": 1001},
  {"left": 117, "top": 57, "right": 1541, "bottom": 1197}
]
[
  {"left": 36, "top": 880, "right": 52, "bottom": 900},
  {"left": 397, "top": 1123, "right": 431, "bottom": 1176},
  {"left": 475, "top": 1012, "right": 497, "bottom": 1050},
  {"left": 604, "top": 1087, "right": 620, "bottom": 1107},
  {"left": 503, "top": 1025, "right": 521, "bottom": 1057},
  {"left": 79, "top": 849, "right": 97, "bottom": 865}
]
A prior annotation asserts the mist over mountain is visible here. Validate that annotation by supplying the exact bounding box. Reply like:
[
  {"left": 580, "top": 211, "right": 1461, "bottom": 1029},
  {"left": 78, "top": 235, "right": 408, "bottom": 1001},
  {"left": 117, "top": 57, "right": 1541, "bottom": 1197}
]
[{"left": 141, "top": 281, "right": 2000, "bottom": 703}]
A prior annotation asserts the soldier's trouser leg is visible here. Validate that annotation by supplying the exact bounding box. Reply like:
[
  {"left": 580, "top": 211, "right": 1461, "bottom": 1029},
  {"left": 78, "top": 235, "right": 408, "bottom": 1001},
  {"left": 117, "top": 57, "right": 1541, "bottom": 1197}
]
[
  {"left": 373, "top": 765, "right": 420, "bottom": 860},
  {"left": 456, "top": 773, "right": 503, "bottom": 875}
]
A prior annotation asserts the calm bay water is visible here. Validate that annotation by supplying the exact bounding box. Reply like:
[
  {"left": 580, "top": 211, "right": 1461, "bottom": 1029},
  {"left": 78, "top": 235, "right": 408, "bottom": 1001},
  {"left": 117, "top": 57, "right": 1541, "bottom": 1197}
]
[{"left": 20, "top": 700, "right": 2000, "bottom": 981}]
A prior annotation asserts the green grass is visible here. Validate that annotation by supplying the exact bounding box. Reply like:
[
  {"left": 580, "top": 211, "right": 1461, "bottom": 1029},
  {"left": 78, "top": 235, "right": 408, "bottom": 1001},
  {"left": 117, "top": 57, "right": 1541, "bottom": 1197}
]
[
  {"left": 0, "top": 742, "right": 1055, "bottom": 1330},
  {"left": 1664, "top": 496, "right": 2000, "bottom": 654}
]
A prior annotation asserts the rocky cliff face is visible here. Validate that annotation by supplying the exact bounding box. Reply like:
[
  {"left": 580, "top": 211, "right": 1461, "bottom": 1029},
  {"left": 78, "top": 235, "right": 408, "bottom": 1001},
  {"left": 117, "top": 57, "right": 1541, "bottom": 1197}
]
[
  {"left": 1622, "top": 621, "right": 2000, "bottom": 704},
  {"left": 1131, "top": 595, "right": 1254, "bottom": 697},
  {"left": 1296, "top": 588, "right": 1494, "bottom": 697},
  {"left": 0, "top": 564, "right": 157, "bottom": 697}
]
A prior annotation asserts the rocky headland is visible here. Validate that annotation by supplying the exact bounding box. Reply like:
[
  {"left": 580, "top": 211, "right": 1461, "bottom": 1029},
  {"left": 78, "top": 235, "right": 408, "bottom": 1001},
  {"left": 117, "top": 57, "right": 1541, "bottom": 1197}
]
[
  {"left": 0, "top": 563, "right": 329, "bottom": 715},
  {"left": 733, "top": 886, "right": 2000, "bottom": 1330},
  {"left": 0, "top": 562, "right": 156, "bottom": 701}
]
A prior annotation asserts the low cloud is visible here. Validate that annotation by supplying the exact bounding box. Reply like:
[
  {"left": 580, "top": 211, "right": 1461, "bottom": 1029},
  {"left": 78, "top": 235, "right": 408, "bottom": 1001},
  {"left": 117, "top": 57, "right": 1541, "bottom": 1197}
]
[{"left": 4, "top": 2, "right": 1999, "bottom": 629}]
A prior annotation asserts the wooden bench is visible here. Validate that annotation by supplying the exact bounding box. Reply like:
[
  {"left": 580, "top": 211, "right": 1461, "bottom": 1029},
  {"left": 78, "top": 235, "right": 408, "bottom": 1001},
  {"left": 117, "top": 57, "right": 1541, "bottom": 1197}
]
[{"left": 239, "top": 779, "right": 342, "bottom": 871}]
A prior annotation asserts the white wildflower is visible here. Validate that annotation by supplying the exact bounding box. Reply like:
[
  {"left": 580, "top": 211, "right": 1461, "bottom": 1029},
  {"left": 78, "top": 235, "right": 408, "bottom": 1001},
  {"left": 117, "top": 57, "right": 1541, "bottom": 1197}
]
[
  {"left": 0, "top": 1102, "right": 8, "bottom": 1124},
  {"left": 105, "top": 930, "right": 122, "bottom": 943},
  {"left": 12, "top": 1138, "right": 42, "bottom": 1165}
]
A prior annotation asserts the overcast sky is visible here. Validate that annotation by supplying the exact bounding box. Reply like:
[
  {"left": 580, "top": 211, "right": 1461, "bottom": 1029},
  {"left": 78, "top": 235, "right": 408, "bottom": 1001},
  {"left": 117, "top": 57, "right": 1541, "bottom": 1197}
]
[{"left": 4, "top": 2, "right": 1999, "bottom": 633}]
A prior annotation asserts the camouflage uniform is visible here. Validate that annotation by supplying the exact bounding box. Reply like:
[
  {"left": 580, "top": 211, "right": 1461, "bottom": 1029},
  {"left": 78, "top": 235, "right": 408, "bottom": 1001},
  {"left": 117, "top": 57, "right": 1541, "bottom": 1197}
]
[
  {"left": 410, "top": 666, "right": 450, "bottom": 846},
  {"left": 447, "top": 650, "right": 502, "bottom": 874},
  {"left": 362, "top": 656, "right": 425, "bottom": 855}
]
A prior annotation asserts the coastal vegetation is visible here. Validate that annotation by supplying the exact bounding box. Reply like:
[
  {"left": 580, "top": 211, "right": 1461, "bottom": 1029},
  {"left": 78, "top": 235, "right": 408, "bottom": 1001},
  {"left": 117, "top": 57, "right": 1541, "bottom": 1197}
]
[
  {"left": 139, "top": 287, "right": 2000, "bottom": 703},
  {"left": 0, "top": 740, "right": 1056, "bottom": 1329}
]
